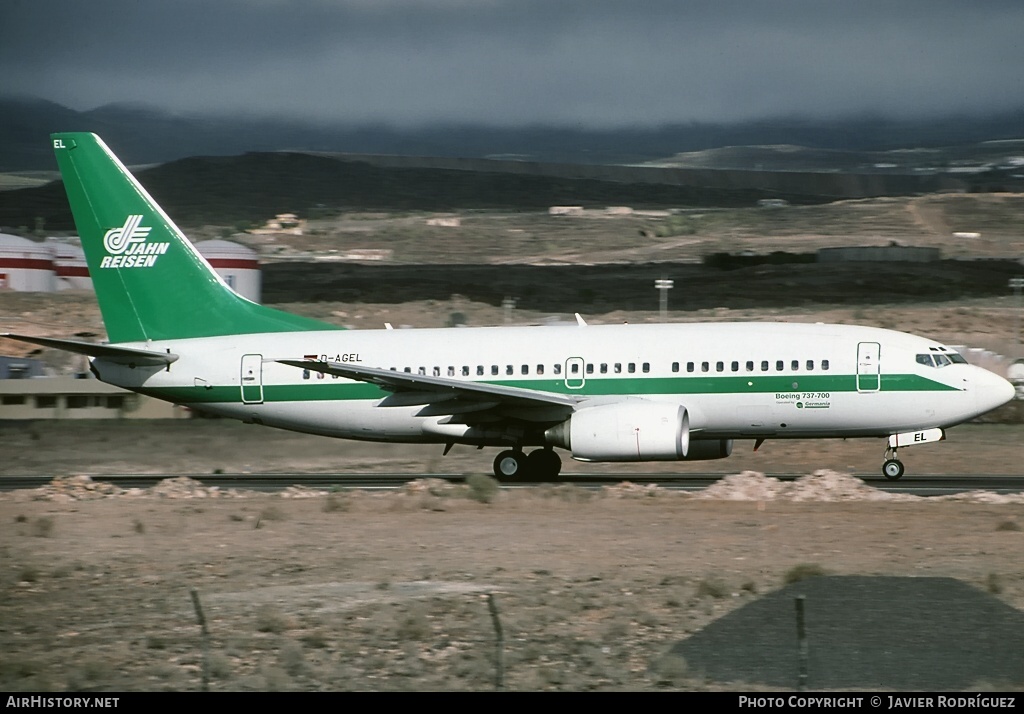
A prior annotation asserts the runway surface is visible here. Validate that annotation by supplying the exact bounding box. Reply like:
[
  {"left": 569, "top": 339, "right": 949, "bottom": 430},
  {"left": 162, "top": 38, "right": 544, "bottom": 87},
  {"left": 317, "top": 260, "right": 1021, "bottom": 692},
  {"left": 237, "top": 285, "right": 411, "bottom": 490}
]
[{"left": 2, "top": 472, "right": 1023, "bottom": 496}]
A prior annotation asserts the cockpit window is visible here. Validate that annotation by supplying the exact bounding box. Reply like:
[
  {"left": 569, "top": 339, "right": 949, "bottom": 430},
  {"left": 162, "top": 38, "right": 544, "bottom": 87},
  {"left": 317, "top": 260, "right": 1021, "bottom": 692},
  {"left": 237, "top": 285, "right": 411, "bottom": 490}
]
[{"left": 918, "top": 352, "right": 963, "bottom": 368}]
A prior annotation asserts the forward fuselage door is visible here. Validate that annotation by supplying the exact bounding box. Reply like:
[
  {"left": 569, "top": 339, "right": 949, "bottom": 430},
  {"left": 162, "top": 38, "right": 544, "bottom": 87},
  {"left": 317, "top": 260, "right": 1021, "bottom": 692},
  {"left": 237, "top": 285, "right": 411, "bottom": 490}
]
[
  {"left": 241, "top": 353, "right": 264, "bottom": 404},
  {"left": 856, "top": 342, "right": 881, "bottom": 392},
  {"left": 564, "top": 356, "right": 586, "bottom": 390}
]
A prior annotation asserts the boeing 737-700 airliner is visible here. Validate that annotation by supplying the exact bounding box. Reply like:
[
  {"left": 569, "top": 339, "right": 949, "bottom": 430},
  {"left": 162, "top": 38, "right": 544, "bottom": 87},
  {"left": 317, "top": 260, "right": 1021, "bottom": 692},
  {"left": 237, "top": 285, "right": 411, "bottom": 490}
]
[{"left": 2, "top": 133, "right": 1015, "bottom": 480}]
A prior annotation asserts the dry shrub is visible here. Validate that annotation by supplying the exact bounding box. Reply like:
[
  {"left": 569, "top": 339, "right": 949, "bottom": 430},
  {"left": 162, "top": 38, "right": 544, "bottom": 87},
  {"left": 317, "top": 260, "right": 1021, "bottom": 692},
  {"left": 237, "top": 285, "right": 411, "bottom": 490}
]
[
  {"left": 649, "top": 652, "right": 690, "bottom": 686},
  {"left": 696, "top": 578, "right": 728, "bottom": 599},
  {"left": 256, "top": 604, "right": 291, "bottom": 634},
  {"left": 278, "top": 641, "right": 307, "bottom": 677},
  {"left": 301, "top": 631, "right": 328, "bottom": 649},
  {"left": 208, "top": 652, "right": 233, "bottom": 680},
  {"left": 322, "top": 492, "right": 351, "bottom": 513},
  {"left": 465, "top": 473, "right": 500, "bottom": 504},
  {"left": 396, "top": 607, "right": 431, "bottom": 641},
  {"left": 32, "top": 516, "right": 54, "bottom": 538},
  {"left": 784, "top": 563, "right": 827, "bottom": 585},
  {"left": 986, "top": 572, "right": 1003, "bottom": 594},
  {"left": 259, "top": 504, "right": 286, "bottom": 522}
]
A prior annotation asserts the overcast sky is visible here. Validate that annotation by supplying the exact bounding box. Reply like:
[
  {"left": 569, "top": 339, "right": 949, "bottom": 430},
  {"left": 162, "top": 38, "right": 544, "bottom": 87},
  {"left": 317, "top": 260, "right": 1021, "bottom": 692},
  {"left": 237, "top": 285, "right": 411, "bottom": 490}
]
[{"left": 3, "top": 0, "right": 1023, "bottom": 127}]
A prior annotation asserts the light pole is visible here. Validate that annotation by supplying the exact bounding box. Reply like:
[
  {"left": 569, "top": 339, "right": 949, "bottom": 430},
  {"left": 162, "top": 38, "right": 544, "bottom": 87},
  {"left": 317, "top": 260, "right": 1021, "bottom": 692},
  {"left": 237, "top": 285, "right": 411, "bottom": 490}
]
[
  {"left": 1011, "top": 278, "right": 1024, "bottom": 355},
  {"left": 502, "top": 296, "right": 517, "bottom": 325},
  {"left": 654, "top": 278, "right": 674, "bottom": 321}
]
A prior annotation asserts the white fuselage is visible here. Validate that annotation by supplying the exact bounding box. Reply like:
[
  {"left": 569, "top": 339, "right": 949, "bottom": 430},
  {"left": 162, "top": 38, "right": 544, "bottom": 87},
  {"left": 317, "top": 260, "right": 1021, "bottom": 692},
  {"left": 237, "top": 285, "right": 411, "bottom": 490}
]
[{"left": 89, "top": 321, "right": 1013, "bottom": 449}]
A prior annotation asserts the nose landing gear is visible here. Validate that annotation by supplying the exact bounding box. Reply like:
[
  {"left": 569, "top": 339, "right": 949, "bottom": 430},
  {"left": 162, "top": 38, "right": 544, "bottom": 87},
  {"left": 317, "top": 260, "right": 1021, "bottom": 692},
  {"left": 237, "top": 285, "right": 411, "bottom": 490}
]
[
  {"left": 881, "top": 428, "right": 944, "bottom": 481},
  {"left": 882, "top": 450, "right": 905, "bottom": 481}
]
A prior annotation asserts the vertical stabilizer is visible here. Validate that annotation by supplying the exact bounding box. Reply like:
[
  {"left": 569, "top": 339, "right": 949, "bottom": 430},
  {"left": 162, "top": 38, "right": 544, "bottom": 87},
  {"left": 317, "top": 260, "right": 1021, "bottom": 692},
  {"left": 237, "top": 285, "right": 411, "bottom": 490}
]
[{"left": 51, "top": 133, "right": 337, "bottom": 342}]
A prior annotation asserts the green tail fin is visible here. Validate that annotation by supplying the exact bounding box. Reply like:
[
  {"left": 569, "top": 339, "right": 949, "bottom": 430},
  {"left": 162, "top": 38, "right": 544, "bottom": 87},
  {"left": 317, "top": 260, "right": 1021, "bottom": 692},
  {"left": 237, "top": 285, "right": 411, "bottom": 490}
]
[{"left": 51, "top": 132, "right": 338, "bottom": 342}]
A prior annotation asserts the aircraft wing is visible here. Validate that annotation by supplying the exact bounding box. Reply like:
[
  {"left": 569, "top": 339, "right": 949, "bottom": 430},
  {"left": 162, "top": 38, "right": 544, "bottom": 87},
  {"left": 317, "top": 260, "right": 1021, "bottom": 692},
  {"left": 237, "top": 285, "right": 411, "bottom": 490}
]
[
  {"left": 277, "top": 359, "right": 580, "bottom": 412},
  {"left": 1, "top": 333, "right": 178, "bottom": 366}
]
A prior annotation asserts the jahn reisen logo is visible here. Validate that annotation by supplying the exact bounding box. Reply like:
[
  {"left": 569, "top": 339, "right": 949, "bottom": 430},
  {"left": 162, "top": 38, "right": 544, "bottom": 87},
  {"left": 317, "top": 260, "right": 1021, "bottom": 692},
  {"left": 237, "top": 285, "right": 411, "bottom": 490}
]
[{"left": 100, "top": 215, "right": 170, "bottom": 268}]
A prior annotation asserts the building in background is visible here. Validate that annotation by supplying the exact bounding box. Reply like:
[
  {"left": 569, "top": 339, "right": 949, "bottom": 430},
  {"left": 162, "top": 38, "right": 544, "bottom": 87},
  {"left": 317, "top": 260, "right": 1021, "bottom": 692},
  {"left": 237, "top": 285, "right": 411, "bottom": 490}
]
[
  {"left": 0, "top": 235, "right": 261, "bottom": 302},
  {"left": 49, "top": 240, "right": 92, "bottom": 291},
  {"left": 194, "top": 240, "right": 261, "bottom": 302},
  {"left": 0, "top": 233, "right": 55, "bottom": 291}
]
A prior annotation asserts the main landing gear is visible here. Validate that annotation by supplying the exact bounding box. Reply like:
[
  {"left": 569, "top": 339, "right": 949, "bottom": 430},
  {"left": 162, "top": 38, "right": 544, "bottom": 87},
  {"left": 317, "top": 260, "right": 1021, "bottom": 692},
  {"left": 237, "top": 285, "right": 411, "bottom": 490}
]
[
  {"left": 882, "top": 446, "right": 905, "bottom": 481},
  {"left": 492, "top": 448, "right": 562, "bottom": 481}
]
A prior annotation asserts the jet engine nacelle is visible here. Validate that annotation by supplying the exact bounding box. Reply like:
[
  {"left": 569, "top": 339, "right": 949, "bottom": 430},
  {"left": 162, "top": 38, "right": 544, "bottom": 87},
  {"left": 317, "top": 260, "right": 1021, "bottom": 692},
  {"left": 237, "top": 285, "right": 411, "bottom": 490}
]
[
  {"left": 545, "top": 401, "right": 689, "bottom": 462},
  {"left": 683, "top": 439, "right": 733, "bottom": 461}
]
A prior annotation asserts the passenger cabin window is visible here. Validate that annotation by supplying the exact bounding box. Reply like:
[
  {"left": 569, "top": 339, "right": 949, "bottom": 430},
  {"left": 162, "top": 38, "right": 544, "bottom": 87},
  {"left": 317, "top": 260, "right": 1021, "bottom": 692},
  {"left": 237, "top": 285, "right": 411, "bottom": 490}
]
[
  {"left": 537, "top": 364, "right": 545, "bottom": 375},
  {"left": 477, "top": 366, "right": 484, "bottom": 376},
  {"left": 462, "top": 366, "right": 470, "bottom": 376},
  {"left": 506, "top": 365, "right": 514, "bottom": 375},
  {"left": 448, "top": 366, "right": 455, "bottom": 377},
  {"left": 731, "top": 361, "right": 739, "bottom": 372},
  {"left": 418, "top": 367, "right": 426, "bottom": 375},
  {"left": 571, "top": 363, "right": 580, "bottom": 374},
  {"left": 791, "top": 360, "right": 799, "bottom": 371},
  {"left": 434, "top": 367, "right": 441, "bottom": 377},
  {"left": 822, "top": 359, "right": 830, "bottom": 371},
  {"left": 554, "top": 364, "right": 562, "bottom": 375},
  {"left": 671, "top": 362, "right": 679, "bottom": 373},
  {"left": 746, "top": 361, "right": 754, "bottom": 372},
  {"left": 614, "top": 363, "right": 622, "bottom": 373},
  {"left": 716, "top": 361, "right": 724, "bottom": 372},
  {"left": 687, "top": 362, "right": 695, "bottom": 373},
  {"left": 642, "top": 362, "right": 650, "bottom": 373},
  {"left": 491, "top": 365, "right": 499, "bottom": 376},
  {"left": 701, "top": 362, "right": 709, "bottom": 373},
  {"left": 522, "top": 365, "right": 529, "bottom": 375},
  {"left": 806, "top": 360, "right": 814, "bottom": 371},
  {"left": 761, "top": 360, "right": 769, "bottom": 372},
  {"left": 776, "top": 360, "right": 784, "bottom": 372},
  {"left": 602, "top": 363, "right": 610, "bottom": 374},
  {"left": 585, "top": 363, "right": 593, "bottom": 374}
]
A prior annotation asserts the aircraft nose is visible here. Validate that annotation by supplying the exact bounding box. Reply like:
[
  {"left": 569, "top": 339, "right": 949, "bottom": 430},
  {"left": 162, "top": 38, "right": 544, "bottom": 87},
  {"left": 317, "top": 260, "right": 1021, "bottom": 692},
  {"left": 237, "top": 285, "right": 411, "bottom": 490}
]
[{"left": 976, "top": 368, "right": 1016, "bottom": 414}]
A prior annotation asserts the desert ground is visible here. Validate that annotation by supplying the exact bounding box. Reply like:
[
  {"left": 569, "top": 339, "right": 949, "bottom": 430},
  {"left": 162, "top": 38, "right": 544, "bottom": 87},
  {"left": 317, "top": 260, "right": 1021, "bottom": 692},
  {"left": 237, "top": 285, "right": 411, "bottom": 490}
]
[
  {"left": 1, "top": 412, "right": 1023, "bottom": 692},
  {"left": 2, "top": 465, "right": 1024, "bottom": 692}
]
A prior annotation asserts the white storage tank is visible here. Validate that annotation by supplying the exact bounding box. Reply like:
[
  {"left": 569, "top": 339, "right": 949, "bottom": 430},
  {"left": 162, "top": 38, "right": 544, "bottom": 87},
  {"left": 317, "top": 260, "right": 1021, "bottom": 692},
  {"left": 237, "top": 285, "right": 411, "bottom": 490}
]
[
  {"left": 194, "top": 239, "right": 261, "bottom": 302},
  {"left": 0, "top": 233, "right": 56, "bottom": 291},
  {"left": 49, "top": 240, "right": 93, "bottom": 291}
]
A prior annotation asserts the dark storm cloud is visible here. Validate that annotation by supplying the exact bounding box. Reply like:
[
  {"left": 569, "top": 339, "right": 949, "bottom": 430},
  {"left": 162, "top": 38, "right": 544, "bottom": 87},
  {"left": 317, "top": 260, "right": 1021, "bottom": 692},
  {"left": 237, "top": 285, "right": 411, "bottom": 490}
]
[{"left": 2, "top": 0, "right": 1022, "bottom": 126}]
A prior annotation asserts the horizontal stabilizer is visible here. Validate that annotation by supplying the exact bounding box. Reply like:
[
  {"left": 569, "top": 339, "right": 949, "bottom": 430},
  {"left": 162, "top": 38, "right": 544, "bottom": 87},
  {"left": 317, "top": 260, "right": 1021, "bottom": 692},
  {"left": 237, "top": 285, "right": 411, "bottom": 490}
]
[{"left": 1, "top": 334, "right": 178, "bottom": 367}]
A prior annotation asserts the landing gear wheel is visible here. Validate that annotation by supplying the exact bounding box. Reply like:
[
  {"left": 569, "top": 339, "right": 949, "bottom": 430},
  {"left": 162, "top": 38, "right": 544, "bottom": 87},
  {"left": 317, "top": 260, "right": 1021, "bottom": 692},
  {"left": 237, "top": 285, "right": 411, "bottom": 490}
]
[
  {"left": 526, "top": 449, "right": 562, "bottom": 481},
  {"left": 882, "top": 459, "right": 905, "bottom": 481},
  {"left": 493, "top": 450, "right": 526, "bottom": 480}
]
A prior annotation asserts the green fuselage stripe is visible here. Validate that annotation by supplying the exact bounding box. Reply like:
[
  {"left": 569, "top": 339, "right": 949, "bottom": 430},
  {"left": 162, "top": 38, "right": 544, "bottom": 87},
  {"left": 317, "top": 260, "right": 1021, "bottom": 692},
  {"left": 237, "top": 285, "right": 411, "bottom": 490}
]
[{"left": 138, "top": 372, "right": 957, "bottom": 405}]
